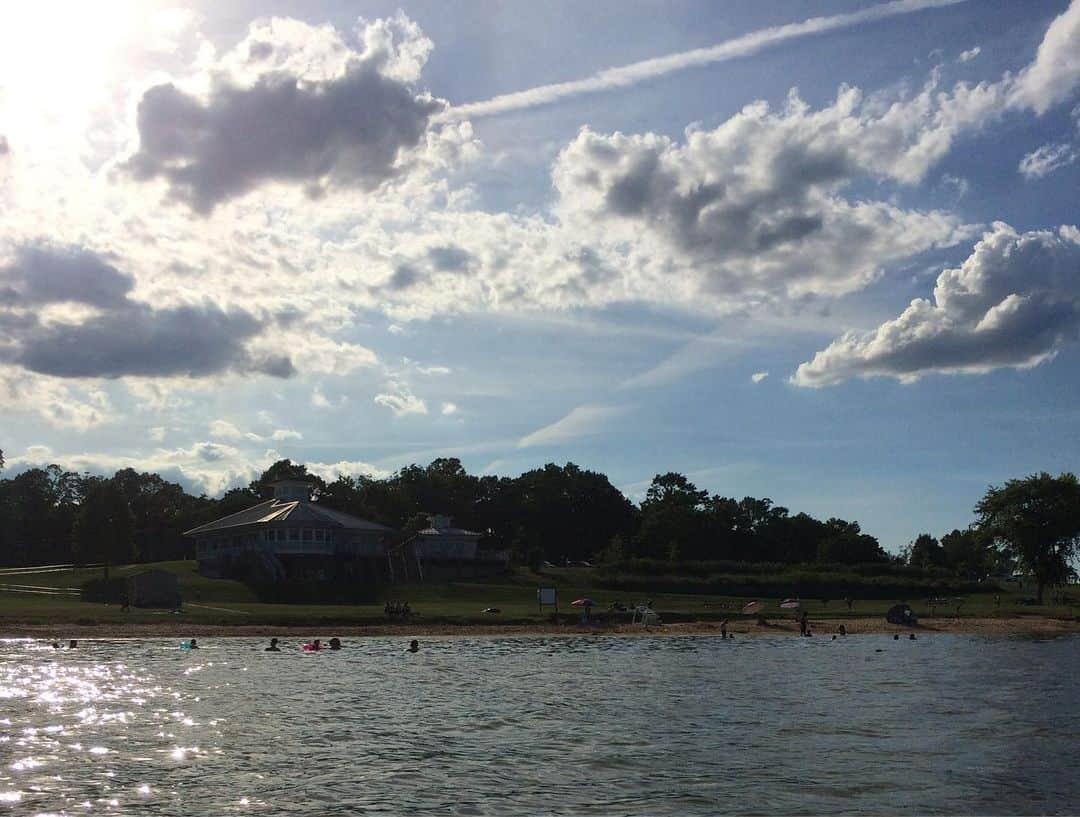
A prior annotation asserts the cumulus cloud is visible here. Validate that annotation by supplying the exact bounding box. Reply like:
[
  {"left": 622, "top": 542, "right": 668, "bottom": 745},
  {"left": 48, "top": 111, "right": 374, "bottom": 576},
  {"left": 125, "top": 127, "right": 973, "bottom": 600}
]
[
  {"left": 517, "top": 404, "right": 628, "bottom": 448},
  {"left": 793, "top": 223, "right": 1080, "bottom": 386},
  {"left": 0, "top": 244, "right": 291, "bottom": 379},
  {"left": 1008, "top": 0, "right": 1080, "bottom": 114},
  {"left": 373, "top": 381, "right": 427, "bottom": 416},
  {"left": 0, "top": 366, "right": 113, "bottom": 430},
  {"left": 1018, "top": 142, "right": 1078, "bottom": 179},
  {"left": 751, "top": 371, "right": 769, "bottom": 383},
  {"left": 958, "top": 46, "right": 981, "bottom": 63},
  {"left": 122, "top": 13, "right": 452, "bottom": 212},
  {"left": 551, "top": 87, "right": 978, "bottom": 302},
  {"left": 441, "top": 402, "right": 458, "bottom": 415}
]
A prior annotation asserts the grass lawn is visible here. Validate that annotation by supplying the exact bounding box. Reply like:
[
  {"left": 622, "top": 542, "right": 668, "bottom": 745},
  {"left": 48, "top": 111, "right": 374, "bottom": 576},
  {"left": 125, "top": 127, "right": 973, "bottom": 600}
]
[{"left": 1, "top": 561, "right": 1077, "bottom": 628}]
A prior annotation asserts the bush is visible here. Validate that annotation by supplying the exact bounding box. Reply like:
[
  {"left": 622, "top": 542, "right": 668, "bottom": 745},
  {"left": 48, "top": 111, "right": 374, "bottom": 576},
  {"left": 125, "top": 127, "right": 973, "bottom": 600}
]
[{"left": 80, "top": 577, "right": 125, "bottom": 604}]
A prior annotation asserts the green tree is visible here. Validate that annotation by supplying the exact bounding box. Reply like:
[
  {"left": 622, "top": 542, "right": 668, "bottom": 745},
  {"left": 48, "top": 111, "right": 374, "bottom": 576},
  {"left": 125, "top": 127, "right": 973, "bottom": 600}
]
[
  {"left": 975, "top": 472, "right": 1080, "bottom": 604},
  {"left": 940, "top": 528, "right": 992, "bottom": 577},
  {"left": 73, "top": 478, "right": 135, "bottom": 578},
  {"left": 908, "top": 533, "right": 946, "bottom": 570}
]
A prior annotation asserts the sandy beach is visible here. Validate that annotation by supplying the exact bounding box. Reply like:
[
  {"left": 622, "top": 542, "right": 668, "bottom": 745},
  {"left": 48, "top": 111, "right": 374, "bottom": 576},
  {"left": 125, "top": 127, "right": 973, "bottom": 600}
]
[{"left": 2, "top": 615, "right": 1077, "bottom": 640}]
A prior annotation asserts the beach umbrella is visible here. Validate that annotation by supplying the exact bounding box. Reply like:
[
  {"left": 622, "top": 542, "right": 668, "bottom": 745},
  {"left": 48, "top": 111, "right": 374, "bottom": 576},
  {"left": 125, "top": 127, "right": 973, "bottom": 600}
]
[
  {"left": 742, "top": 601, "right": 762, "bottom": 615},
  {"left": 571, "top": 598, "right": 597, "bottom": 607},
  {"left": 779, "top": 598, "right": 801, "bottom": 609}
]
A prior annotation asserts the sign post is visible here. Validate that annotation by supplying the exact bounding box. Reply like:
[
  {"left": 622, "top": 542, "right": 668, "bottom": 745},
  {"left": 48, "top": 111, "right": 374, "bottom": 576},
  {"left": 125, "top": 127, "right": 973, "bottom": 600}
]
[{"left": 537, "top": 586, "right": 557, "bottom": 615}]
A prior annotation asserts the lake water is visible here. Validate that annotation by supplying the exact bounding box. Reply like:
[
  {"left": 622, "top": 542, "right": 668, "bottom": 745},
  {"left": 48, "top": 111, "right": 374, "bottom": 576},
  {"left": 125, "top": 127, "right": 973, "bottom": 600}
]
[{"left": 1, "top": 633, "right": 1077, "bottom": 815}]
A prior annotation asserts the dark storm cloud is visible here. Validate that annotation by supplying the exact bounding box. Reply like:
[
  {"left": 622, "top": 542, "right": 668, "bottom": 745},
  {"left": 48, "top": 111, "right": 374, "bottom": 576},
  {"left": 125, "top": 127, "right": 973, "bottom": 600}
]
[
  {"left": 0, "top": 244, "right": 293, "bottom": 380},
  {"left": 0, "top": 245, "right": 133, "bottom": 308},
  {"left": 123, "top": 61, "right": 443, "bottom": 213}
]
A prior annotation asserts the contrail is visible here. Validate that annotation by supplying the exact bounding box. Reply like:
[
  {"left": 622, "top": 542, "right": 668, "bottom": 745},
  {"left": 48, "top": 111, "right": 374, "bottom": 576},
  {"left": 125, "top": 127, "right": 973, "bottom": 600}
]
[{"left": 440, "top": 0, "right": 966, "bottom": 121}]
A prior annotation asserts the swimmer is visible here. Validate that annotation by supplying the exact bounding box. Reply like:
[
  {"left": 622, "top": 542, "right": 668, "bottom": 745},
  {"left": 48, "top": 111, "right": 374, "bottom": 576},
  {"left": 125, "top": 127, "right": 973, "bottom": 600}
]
[
  {"left": 265, "top": 638, "right": 280, "bottom": 652},
  {"left": 838, "top": 624, "right": 847, "bottom": 636},
  {"left": 909, "top": 633, "right": 916, "bottom": 640},
  {"left": 51, "top": 641, "right": 60, "bottom": 649},
  {"left": 407, "top": 639, "right": 419, "bottom": 653},
  {"left": 893, "top": 634, "right": 899, "bottom": 641},
  {"left": 328, "top": 638, "right": 342, "bottom": 651},
  {"left": 68, "top": 640, "right": 77, "bottom": 649},
  {"left": 312, "top": 639, "right": 321, "bottom": 651},
  {"left": 189, "top": 638, "right": 199, "bottom": 649}
]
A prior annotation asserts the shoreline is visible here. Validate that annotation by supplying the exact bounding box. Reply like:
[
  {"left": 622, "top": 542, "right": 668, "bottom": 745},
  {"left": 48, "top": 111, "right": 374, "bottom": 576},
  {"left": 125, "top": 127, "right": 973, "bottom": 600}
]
[{"left": 2, "top": 615, "right": 1077, "bottom": 640}]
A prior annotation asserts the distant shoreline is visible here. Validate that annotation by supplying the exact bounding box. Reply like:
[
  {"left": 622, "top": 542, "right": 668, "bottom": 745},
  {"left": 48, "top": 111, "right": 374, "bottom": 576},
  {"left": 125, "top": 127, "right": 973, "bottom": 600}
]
[{"left": 2, "top": 616, "right": 1077, "bottom": 640}]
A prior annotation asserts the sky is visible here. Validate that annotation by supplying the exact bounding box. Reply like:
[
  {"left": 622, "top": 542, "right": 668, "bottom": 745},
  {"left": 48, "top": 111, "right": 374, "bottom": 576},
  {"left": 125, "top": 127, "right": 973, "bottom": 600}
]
[{"left": 1, "top": 0, "right": 1079, "bottom": 552}]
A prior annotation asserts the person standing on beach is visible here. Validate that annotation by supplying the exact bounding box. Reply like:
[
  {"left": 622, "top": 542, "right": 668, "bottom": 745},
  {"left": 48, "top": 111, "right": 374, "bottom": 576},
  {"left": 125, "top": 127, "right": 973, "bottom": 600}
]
[
  {"left": 799, "top": 610, "right": 808, "bottom": 636},
  {"left": 720, "top": 618, "right": 728, "bottom": 639}
]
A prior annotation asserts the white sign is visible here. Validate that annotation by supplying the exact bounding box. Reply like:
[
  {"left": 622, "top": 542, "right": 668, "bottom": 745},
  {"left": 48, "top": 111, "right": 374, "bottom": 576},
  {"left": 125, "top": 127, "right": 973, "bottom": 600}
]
[{"left": 537, "top": 587, "right": 557, "bottom": 605}]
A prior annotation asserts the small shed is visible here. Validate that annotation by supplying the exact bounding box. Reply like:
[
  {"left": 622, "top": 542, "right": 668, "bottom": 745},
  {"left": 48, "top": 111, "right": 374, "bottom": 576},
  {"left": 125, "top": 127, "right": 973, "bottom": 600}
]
[{"left": 126, "top": 569, "right": 181, "bottom": 609}]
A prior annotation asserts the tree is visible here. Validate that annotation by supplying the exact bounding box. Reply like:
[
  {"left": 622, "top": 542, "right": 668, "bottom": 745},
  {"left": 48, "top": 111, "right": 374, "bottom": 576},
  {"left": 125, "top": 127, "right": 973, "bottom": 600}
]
[
  {"left": 940, "top": 528, "right": 993, "bottom": 577},
  {"left": 908, "top": 533, "right": 946, "bottom": 570},
  {"left": 73, "top": 478, "right": 135, "bottom": 577},
  {"left": 975, "top": 472, "right": 1080, "bottom": 604}
]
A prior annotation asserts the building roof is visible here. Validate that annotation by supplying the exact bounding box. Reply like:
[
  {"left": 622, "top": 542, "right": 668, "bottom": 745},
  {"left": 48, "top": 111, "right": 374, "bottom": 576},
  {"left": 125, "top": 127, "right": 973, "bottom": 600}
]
[
  {"left": 184, "top": 499, "right": 392, "bottom": 536},
  {"left": 416, "top": 526, "right": 482, "bottom": 537}
]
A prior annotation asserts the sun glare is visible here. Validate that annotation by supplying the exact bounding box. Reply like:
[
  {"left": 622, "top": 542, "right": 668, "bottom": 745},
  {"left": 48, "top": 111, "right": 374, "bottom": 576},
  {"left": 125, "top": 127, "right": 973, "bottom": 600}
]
[{"left": 0, "top": 1, "right": 140, "bottom": 120}]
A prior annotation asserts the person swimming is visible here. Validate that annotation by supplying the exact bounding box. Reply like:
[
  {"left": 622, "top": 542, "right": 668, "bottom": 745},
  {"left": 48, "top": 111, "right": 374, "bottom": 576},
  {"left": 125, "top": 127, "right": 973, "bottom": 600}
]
[
  {"left": 265, "top": 638, "right": 280, "bottom": 652},
  {"left": 909, "top": 633, "right": 916, "bottom": 640},
  {"left": 68, "top": 640, "right": 77, "bottom": 649},
  {"left": 51, "top": 641, "right": 60, "bottom": 649},
  {"left": 407, "top": 639, "right": 419, "bottom": 653},
  {"left": 893, "top": 634, "right": 899, "bottom": 640},
  {"left": 189, "top": 638, "right": 199, "bottom": 649},
  {"left": 837, "top": 624, "right": 847, "bottom": 636},
  {"left": 328, "top": 638, "right": 342, "bottom": 651}
]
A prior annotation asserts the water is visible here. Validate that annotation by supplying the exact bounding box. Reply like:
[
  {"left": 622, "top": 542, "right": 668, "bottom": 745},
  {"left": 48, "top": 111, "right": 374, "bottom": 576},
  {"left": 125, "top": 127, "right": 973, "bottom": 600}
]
[{"left": 1, "top": 634, "right": 1078, "bottom": 815}]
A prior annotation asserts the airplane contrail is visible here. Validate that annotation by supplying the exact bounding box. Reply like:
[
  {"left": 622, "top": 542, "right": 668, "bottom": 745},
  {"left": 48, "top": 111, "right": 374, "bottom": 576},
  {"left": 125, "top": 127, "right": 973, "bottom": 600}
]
[{"left": 440, "top": 0, "right": 966, "bottom": 121}]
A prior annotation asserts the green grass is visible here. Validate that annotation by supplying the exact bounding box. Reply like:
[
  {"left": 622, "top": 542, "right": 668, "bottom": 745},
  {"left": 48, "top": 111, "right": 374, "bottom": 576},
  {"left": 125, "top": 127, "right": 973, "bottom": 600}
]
[{"left": 0, "top": 560, "right": 1077, "bottom": 627}]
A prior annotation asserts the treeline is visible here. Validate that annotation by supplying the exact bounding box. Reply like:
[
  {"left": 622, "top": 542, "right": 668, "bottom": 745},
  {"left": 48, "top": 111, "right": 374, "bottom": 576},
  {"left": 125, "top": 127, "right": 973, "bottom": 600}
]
[{"left": 0, "top": 452, "right": 1052, "bottom": 589}]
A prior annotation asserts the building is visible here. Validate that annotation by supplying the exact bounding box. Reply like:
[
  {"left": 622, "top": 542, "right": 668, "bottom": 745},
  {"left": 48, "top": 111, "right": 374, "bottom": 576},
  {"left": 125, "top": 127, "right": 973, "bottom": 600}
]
[
  {"left": 184, "top": 480, "right": 394, "bottom": 581},
  {"left": 392, "top": 514, "right": 509, "bottom": 582}
]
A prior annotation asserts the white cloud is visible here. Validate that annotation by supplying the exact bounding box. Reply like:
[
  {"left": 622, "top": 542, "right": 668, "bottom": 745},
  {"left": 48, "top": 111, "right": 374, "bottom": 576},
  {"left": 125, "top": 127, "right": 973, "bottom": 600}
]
[
  {"left": 793, "top": 223, "right": 1080, "bottom": 386},
  {"left": 270, "top": 428, "right": 303, "bottom": 441},
  {"left": 209, "top": 419, "right": 245, "bottom": 440},
  {"left": 148, "top": 426, "right": 167, "bottom": 441},
  {"left": 1018, "top": 142, "right": 1078, "bottom": 179},
  {"left": 374, "top": 381, "right": 428, "bottom": 416},
  {"left": 751, "top": 371, "right": 769, "bottom": 383},
  {"left": 440, "top": 401, "right": 458, "bottom": 415},
  {"left": 517, "top": 404, "right": 628, "bottom": 448},
  {"left": 444, "top": 0, "right": 965, "bottom": 120},
  {"left": 958, "top": 46, "right": 981, "bottom": 63},
  {"left": 305, "top": 458, "right": 390, "bottom": 482},
  {"left": 1008, "top": 0, "right": 1080, "bottom": 114},
  {"left": 0, "top": 365, "right": 113, "bottom": 430}
]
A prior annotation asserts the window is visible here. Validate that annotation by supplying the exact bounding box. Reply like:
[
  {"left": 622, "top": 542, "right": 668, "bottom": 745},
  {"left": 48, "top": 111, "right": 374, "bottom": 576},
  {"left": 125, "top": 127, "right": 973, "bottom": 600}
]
[
  {"left": 302, "top": 529, "right": 313, "bottom": 542},
  {"left": 288, "top": 528, "right": 298, "bottom": 541},
  {"left": 315, "top": 530, "right": 324, "bottom": 542}
]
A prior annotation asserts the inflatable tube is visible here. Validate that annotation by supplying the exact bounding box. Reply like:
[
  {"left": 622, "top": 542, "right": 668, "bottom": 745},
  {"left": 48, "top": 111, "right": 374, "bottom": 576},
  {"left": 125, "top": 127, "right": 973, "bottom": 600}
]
[
  {"left": 180, "top": 641, "right": 192, "bottom": 650},
  {"left": 302, "top": 643, "right": 320, "bottom": 652}
]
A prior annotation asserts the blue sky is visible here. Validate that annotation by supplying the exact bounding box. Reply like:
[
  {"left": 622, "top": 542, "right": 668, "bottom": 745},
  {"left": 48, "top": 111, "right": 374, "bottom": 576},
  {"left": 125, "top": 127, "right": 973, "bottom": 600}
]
[{"left": 1, "top": 0, "right": 1079, "bottom": 552}]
